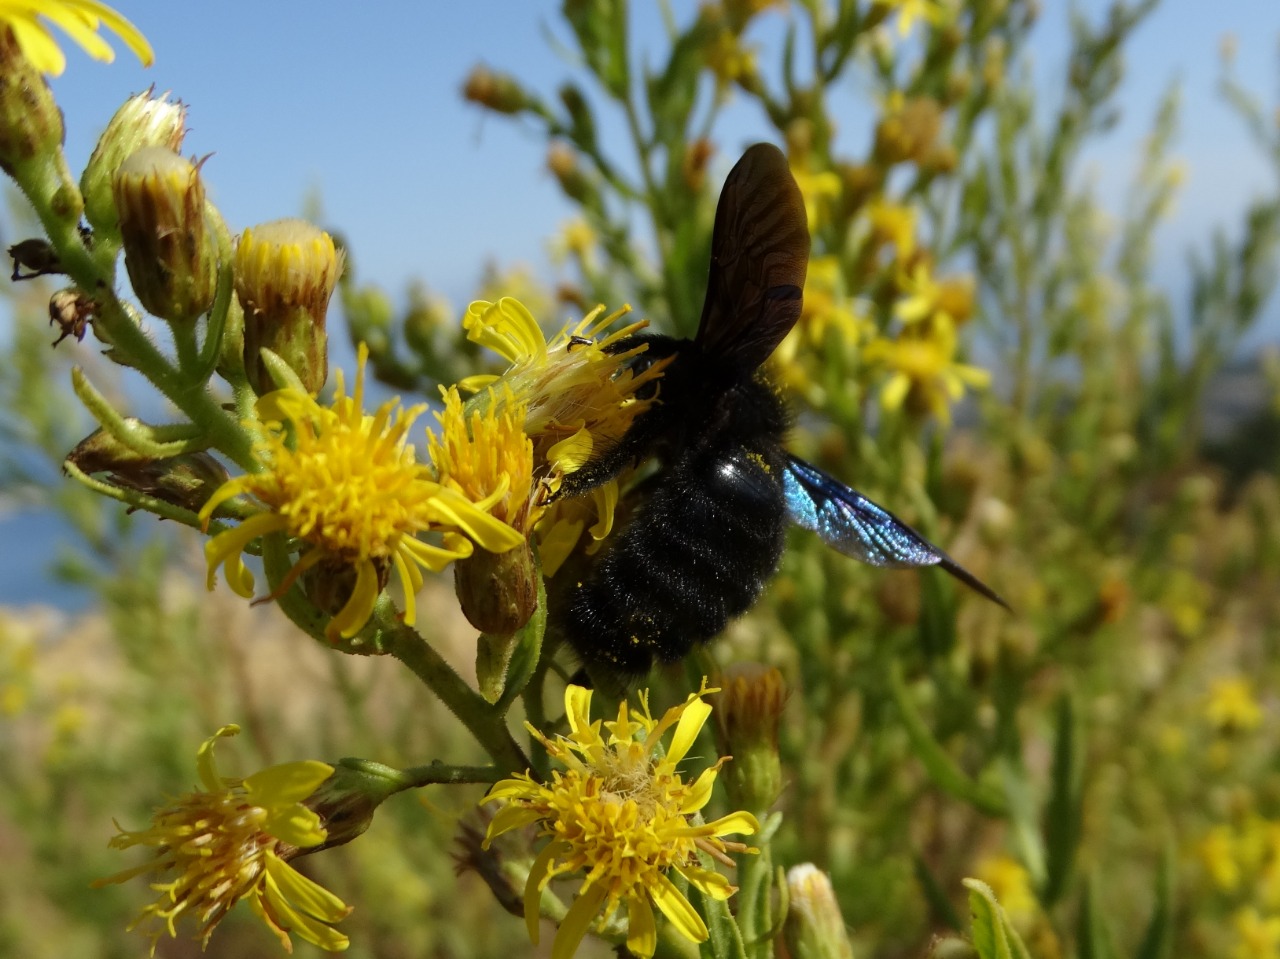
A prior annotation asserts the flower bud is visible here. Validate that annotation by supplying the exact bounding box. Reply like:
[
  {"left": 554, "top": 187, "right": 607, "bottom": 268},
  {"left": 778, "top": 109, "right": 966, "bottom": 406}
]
[
  {"left": 715, "top": 663, "right": 785, "bottom": 812},
  {"left": 81, "top": 89, "right": 187, "bottom": 243},
  {"left": 547, "top": 143, "right": 600, "bottom": 210},
  {"left": 295, "top": 758, "right": 410, "bottom": 855},
  {"left": 237, "top": 218, "right": 343, "bottom": 395},
  {"left": 113, "top": 147, "right": 218, "bottom": 323},
  {"left": 455, "top": 542, "right": 538, "bottom": 636},
  {"left": 462, "top": 66, "right": 535, "bottom": 115},
  {"left": 0, "top": 26, "right": 64, "bottom": 177},
  {"left": 783, "top": 864, "right": 854, "bottom": 959}
]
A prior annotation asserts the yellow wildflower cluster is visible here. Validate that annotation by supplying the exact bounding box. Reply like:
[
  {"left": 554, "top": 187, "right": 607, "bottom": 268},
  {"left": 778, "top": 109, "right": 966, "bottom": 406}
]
[
  {"left": 201, "top": 297, "right": 663, "bottom": 638},
  {"left": 482, "top": 683, "right": 758, "bottom": 959}
]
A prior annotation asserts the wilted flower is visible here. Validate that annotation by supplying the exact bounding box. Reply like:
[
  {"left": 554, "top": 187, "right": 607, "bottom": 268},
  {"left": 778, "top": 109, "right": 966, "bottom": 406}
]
[
  {"left": 482, "top": 683, "right": 758, "bottom": 959},
  {"left": 94, "top": 725, "right": 350, "bottom": 953}
]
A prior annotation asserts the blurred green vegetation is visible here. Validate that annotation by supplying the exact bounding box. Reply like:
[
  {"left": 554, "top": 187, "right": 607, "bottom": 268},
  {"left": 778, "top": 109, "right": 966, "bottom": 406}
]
[{"left": 4, "top": 0, "right": 1280, "bottom": 957}]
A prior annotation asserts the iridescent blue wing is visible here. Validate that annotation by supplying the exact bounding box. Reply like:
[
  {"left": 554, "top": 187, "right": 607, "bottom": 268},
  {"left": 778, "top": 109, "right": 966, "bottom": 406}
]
[{"left": 782, "top": 455, "right": 1009, "bottom": 609}]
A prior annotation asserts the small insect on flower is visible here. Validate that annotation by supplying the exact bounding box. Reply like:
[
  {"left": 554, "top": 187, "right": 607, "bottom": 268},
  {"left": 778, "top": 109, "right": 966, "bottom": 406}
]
[
  {"left": 201, "top": 343, "right": 523, "bottom": 641},
  {"left": 94, "top": 725, "right": 350, "bottom": 954},
  {"left": 481, "top": 682, "right": 758, "bottom": 959}
]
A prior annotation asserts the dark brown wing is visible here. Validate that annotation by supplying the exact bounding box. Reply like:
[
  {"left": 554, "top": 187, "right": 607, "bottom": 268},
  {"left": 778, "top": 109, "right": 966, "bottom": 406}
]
[{"left": 694, "top": 142, "right": 810, "bottom": 370}]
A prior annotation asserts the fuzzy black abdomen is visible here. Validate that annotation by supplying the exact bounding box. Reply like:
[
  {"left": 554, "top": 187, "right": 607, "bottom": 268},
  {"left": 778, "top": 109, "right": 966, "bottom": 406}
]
[{"left": 562, "top": 440, "right": 787, "bottom": 676}]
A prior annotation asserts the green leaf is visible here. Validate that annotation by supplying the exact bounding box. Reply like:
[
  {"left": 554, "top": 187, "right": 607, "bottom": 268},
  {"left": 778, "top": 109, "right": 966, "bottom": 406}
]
[
  {"left": 998, "top": 759, "right": 1047, "bottom": 890},
  {"left": 889, "top": 662, "right": 1008, "bottom": 817},
  {"left": 962, "top": 879, "right": 1033, "bottom": 959},
  {"left": 1041, "top": 694, "right": 1081, "bottom": 906},
  {"left": 1076, "top": 876, "right": 1119, "bottom": 959},
  {"left": 1134, "top": 844, "right": 1175, "bottom": 959},
  {"left": 915, "top": 853, "right": 965, "bottom": 931}
]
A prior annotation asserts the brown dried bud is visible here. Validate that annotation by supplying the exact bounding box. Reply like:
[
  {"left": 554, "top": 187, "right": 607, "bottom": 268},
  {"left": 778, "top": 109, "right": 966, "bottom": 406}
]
[
  {"left": 9, "top": 238, "right": 61, "bottom": 280},
  {"left": 49, "top": 289, "right": 93, "bottom": 346}
]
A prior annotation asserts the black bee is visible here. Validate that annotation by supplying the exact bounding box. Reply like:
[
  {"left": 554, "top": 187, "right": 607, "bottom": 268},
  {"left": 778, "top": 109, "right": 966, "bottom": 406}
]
[{"left": 553, "top": 143, "right": 1006, "bottom": 678}]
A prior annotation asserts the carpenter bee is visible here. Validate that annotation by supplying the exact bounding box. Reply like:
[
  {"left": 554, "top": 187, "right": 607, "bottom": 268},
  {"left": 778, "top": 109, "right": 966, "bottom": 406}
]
[{"left": 552, "top": 142, "right": 1006, "bottom": 678}]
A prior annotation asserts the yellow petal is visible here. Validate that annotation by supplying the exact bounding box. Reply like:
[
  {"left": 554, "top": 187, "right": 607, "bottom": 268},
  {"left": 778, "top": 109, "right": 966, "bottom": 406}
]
[
  {"left": 680, "top": 766, "right": 718, "bottom": 814},
  {"left": 195, "top": 724, "right": 240, "bottom": 791},
  {"left": 665, "top": 698, "right": 712, "bottom": 766},
  {"left": 551, "top": 882, "right": 608, "bottom": 959},
  {"left": 679, "top": 865, "right": 734, "bottom": 900},
  {"left": 265, "top": 853, "right": 352, "bottom": 923},
  {"left": 261, "top": 857, "right": 351, "bottom": 951},
  {"left": 546, "top": 427, "right": 593, "bottom": 475},
  {"left": 246, "top": 760, "right": 335, "bottom": 805},
  {"left": 485, "top": 803, "right": 545, "bottom": 841},
  {"left": 524, "top": 841, "right": 561, "bottom": 943},
  {"left": 7, "top": 16, "right": 67, "bottom": 74},
  {"left": 204, "top": 512, "right": 283, "bottom": 596},
  {"left": 626, "top": 894, "right": 658, "bottom": 958},
  {"left": 327, "top": 557, "right": 380, "bottom": 641},
  {"left": 703, "top": 809, "right": 760, "bottom": 838},
  {"left": 650, "top": 873, "right": 708, "bottom": 944},
  {"left": 565, "top": 685, "right": 594, "bottom": 738}
]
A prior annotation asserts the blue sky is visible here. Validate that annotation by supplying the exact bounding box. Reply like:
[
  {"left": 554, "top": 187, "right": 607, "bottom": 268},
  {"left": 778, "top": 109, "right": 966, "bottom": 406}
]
[
  {"left": 37, "top": 1, "right": 1280, "bottom": 339},
  {"left": 0, "top": 1, "right": 1277, "bottom": 607}
]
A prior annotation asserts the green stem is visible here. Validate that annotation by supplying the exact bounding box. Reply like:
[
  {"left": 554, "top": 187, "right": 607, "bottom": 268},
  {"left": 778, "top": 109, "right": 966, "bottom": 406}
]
[
  {"left": 384, "top": 621, "right": 531, "bottom": 774},
  {"left": 399, "top": 763, "right": 504, "bottom": 787},
  {"left": 32, "top": 200, "right": 256, "bottom": 471}
]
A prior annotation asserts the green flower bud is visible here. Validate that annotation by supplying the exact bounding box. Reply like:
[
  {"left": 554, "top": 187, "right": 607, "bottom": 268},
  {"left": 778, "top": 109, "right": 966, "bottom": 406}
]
[
  {"left": 294, "top": 759, "right": 411, "bottom": 855},
  {"left": 81, "top": 89, "right": 187, "bottom": 244},
  {"left": 0, "top": 25, "right": 64, "bottom": 177},
  {"left": 455, "top": 542, "right": 539, "bottom": 636},
  {"left": 236, "top": 218, "right": 343, "bottom": 395},
  {"left": 783, "top": 864, "right": 855, "bottom": 959},
  {"left": 714, "top": 663, "right": 785, "bottom": 812},
  {"left": 113, "top": 147, "right": 218, "bottom": 323}
]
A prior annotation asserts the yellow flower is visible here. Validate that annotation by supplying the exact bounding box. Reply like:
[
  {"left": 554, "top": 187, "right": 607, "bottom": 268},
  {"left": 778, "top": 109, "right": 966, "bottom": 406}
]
[
  {"left": 864, "top": 318, "right": 989, "bottom": 425},
  {"left": 1234, "top": 907, "right": 1280, "bottom": 959},
  {"left": 789, "top": 164, "right": 843, "bottom": 233},
  {"left": 1199, "top": 824, "right": 1242, "bottom": 892},
  {"left": 429, "top": 384, "right": 537, "bottom": 535},
  {"left": 482, "top": 683, "right": 758, "bottom": 959},
  {"left": 1206, "top": 677, "right": 1264, "bottom": 734},
  {"left": 874, "top": 0, "right": 952, "bottom": 37},
  {"left": 973, "top": 856, "right": 1038, "bottom": 925},
  {"left": 895, "top": 262, "right": 976, "bottom": 327},
  {"left": 200, "top": 344, "right": 523, "bottom": 641},
  {"left": 865, "top": 198, "right": 917, "bottom": 259},
  {"left": 94, "top": 725, "right": 350, "bottom": 954},
  {"left": 0, "top": 0, "right": 152, "bottom": 75},
  {"left": 461, "top": 297, "right": 671, "bottom": 562}
]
